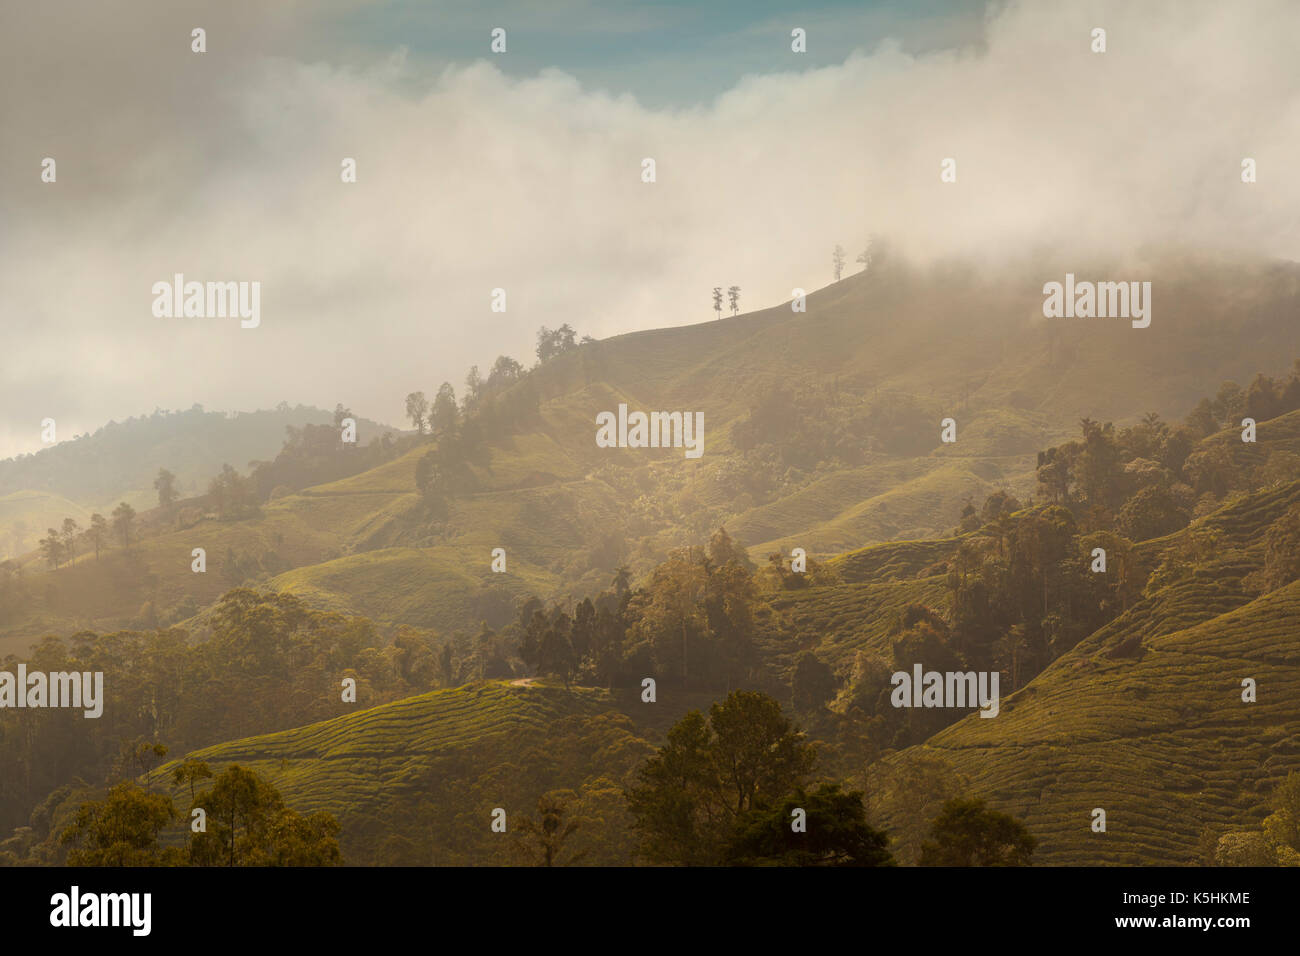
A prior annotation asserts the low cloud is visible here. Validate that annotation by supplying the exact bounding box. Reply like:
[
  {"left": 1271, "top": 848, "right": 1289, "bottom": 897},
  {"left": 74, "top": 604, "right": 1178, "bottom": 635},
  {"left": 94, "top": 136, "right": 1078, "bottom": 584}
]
[{"left": 1, "top": 0, "right": 1297, "bottom": 457}]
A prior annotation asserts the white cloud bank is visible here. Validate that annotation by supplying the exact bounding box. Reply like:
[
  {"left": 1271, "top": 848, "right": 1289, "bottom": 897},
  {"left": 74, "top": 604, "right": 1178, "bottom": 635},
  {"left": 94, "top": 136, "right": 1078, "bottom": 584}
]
[{"left": 1, "top": 0, "right": 1297, "bottom": 457}]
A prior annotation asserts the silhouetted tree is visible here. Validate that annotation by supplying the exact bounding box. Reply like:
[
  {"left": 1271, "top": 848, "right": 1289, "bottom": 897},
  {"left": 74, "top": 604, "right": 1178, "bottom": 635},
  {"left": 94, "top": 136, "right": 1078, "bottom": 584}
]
[{"left": 405, "top": 391, "right": 429, "bottom": 434}]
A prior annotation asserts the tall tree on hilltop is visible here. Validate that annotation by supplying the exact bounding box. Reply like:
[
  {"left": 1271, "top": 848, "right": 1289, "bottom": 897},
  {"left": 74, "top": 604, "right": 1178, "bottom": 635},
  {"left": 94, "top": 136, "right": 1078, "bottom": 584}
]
[
  {"left": 832, "top": 244, "right": 845, "bottom": 280},
  {"left": 462, "top": 366, "right": 483, "bottom": 415},
  {"left": 487, "top": 355, "right": 523, "bottom": 389},
  {"left": 713, "top": 287, "right": 723, "bottom": 320},
  {"left": 430, "top": 383, "right": 458, "bottom": 438},
  {"left": 404, "top": 391, "right": 429, "bottom": 434},
  {"left": 728, "top": 285, "right": 740, "bottom": 316}
]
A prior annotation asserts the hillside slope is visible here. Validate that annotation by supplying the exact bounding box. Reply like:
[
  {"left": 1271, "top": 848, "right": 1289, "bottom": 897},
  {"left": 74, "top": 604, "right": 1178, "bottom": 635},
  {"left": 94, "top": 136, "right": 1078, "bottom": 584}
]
[
  {"left": 889, "top": 478, "right": 1300, "bottom": 865},
  {"left": 5, "top": 253, "right": 1300, "bottom": 651},
  {"left": 0, "top": 404, "right": 401, "bottom": 559},
  {"left": 148, "top": 680, "right": 718, "bottom": 865}
]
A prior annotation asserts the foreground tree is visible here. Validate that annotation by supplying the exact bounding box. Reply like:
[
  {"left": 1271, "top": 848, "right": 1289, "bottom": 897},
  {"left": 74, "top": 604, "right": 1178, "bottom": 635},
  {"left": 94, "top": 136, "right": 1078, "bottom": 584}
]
[
  {"left": 626, "top": 691, "right": 818, "bottom": 865},
  {"left": 189, "top": 764, "right": 342, "bottom": 867},
  {"left": 61, "top": 782, "right": 179, "bottom": 866},
  {"left": 918, "top": 797, "right": 1036, "bottom": 866},
  {"left": 512, "top": 791, "right": 586, "bottom": 866},
  {"left": 724, "top": 782, "right": 894, "bottom": 866}
]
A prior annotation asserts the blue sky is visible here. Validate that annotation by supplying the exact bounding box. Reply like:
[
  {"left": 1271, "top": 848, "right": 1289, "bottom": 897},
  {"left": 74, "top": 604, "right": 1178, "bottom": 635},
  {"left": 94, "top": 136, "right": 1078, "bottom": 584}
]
[{"left": 325, "top": 0, "right": 989, "bottom": 107}]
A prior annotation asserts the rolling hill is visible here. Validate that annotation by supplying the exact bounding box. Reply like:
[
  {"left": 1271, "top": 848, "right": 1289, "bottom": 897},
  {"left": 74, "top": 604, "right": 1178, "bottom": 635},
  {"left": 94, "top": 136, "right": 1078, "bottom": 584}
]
[
  {"left": 884, "top": 477, "right": 1300, "bottom": 865},
  {"left": 0, "top": 404, "right": 403, "bottom": 560},
  {"left": 5, "top": 252, "right": 1298, "bottom": 655}
]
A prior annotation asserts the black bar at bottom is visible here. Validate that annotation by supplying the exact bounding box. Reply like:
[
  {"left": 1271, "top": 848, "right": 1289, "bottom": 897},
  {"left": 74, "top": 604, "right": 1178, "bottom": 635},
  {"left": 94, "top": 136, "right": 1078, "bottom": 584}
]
[{"left": 2, "top": 865, "right": 1276, "bottom": 943}]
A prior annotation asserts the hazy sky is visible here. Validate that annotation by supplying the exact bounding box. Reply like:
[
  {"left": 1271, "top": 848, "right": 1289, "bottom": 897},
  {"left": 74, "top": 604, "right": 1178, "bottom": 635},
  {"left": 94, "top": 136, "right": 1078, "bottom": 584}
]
[{"left": 2, "top": 0, "right": 1298, "bottom": 458}]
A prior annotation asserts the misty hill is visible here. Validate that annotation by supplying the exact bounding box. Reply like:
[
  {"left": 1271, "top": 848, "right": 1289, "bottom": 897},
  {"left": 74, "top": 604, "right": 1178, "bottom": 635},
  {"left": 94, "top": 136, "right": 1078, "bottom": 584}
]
[
  {"left": 0, "top": 404, "right": 402, "bottom": 561},
  {"left": 3, "top": 252, "right": 1299, "bottom": 653}
]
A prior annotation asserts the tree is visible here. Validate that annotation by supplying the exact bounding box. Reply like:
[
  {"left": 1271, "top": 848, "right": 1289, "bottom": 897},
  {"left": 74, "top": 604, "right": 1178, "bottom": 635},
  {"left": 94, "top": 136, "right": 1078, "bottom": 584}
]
[
  {"left": 61, "top": 518, "right": 80, "bottom": 564},
  {"left": 194, "top": 765, "right": 274, "bottom": 866},
  {"left": 1262, "top": 771, "right": 1300, "bottom": 865},
  {"left": 172, "top": 759, "right": 213, "bottom": 807},
  {"left": 535, "top": 325, "right": 578, "bottom": 365},
  {"left": 1116, "top": 484, "right": 1188, "bottom": 541},
  {"left": 188, "top": 764, "right": 340, "bottom": 867},
  {"left": 87, "top": 513, "right": 108, "bottom": 559},
  {"left": 512, "top": 791, "right": 586, "bottom": 866},
  {"left": 39, "top": 528, "right": 63, "bottom": 569},
  {"left": 61, "top": 782, "right": 178, "bottom": 866},
  {"left": 207, "top": 464, "right": 258, "bottom": 520},
  {"left": 404, "top": 391, "right": 429, "bottom": 434},
  {"left": 919, "top": 797, "right": 1036, "bottom": 866},
  {"left": 856, "top": 247, "right": 869, "bottom": 270},
  {"left": 712, "top": 287, "right": 723, "bottom": 320},
  {"left": 727, "top": 285, "right": 740, "bottom": 316},
  {"left": 122, "top": 739, "right": 168, "bottom": 780},
  {"left": 463, "top": 366, "right": 484, "bottom": 414},
  {"left": 865, "top": 752, "right": 969, "bottom": 864},
  {"left": 724, "top": 783, "right": 894, "bottom": 866},
  {"left": 430, "top": 383, "right": 458, "bottom": 438},
  {"left": 626, "top": 691, "right": 818, "bottom": 865},
  {"left": 154, "top": 467, "right": 179, "bottom": 508},
  {"left": 112, "top": 502, "right": 136, "bottom": 548},
  {"left": 790, "top": 651, "right": 837, "bottom": 714},
  {"left": 260, "top": 809, "right": 343, "bottom": 866},
  {"left": 437, "top": 643, "right": 456, "bottom": 687},
  {"left": 832, "top": 244, "right": 845, "bottom": 280},
  {"left": 625, "top": 710, "right": 717, "bottom": 865},
  {"left": 487, "top": 355, "right": 523, "bottom": 390}
]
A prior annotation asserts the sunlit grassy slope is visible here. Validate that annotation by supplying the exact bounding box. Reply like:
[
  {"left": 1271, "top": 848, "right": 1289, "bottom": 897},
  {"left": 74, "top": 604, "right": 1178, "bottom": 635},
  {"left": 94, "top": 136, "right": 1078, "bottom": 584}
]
[
  {"left": 154, "top": 681, "right": 610, "bottom": 812},
  {"left": 889, "top": 479, "right": 1300, "bottom": 865},
  {"left": 148, "top": 679, "right": 724, "bottom": 862}
]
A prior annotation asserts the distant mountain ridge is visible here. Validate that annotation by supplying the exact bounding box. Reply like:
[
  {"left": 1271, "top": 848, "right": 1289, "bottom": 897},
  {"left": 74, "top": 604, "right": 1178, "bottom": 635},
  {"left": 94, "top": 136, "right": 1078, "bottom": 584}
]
[{"left": 0, "top": 404, "right": 402, "bottom": 558}]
